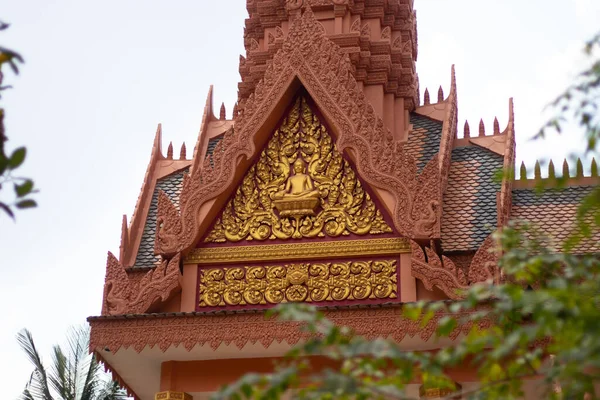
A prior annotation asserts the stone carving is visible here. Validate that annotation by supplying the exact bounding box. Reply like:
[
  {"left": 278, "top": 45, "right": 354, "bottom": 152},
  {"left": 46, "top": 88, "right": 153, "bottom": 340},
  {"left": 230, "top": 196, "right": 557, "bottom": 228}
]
[
  {"left": 275, "top": 26, "right": 285, "bottom": 39},
  {"left": 392, "top": 36, "right": 402, "bottom": 49},
  {"left": 156, "top": 7, "right": 440, "bottom": 256},
  {"left": 286, "top": 0, "right": 303, "bottom": 11},
  {"left": 198, "top": 260, "right": 397, "bottom": 307},
  {"left": 248, "top": 38, "right": 260, "bottom": 51},
  {"left": 410, "top": 240, "right": 468, "bottom": 300},
  {"left": 410, "top": 234, "right": 500, "bottom": 298},
  {"left": 186, "top": 238, "right": 409, "bottom": 265},
  {"left": 350, "top": 18, "right": 361, "bottom": 32},
  {"left": 102, "top": 253, "right": 181, "bottom": 316},
  {"left": 89, "top": 307, "right": 493, "bottom": 354},
  {"left": 360, "top": 23, "right": 371, "bottom": 37},
  {"left": 381, "top": 26, "right": 391, "bottom": 40},
  {"left": 467, "top": 234, "right": 498, "bottom": 284},
  {"left": 204, "top": 97, "right": 392, "bottom": 243}
]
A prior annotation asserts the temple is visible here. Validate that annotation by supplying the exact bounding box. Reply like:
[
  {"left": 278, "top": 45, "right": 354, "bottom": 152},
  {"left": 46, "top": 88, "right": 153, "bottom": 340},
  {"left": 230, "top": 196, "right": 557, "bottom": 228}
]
[{"left": 87, "top": 1, "right": 600, "bottom": 399}]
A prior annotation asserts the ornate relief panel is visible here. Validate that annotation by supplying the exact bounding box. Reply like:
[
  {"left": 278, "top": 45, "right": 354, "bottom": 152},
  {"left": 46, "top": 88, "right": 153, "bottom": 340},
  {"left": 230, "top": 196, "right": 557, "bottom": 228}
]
[
  {"left": 204, "top": 96, "right": 393, "bottom": 243},
  {"left": 198, "top": 259, "right": 397, "bottom": 309}
]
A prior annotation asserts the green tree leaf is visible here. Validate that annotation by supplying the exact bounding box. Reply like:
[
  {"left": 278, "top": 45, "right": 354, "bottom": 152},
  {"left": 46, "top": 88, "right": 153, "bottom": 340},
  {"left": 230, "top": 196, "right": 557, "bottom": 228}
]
[
  {"left": 8, "top": 147, "right": 26, "bottom": 169},
  {"left": 15, "top": 179, "right": 33, "bottom": 197},
  {"left": 16, "top": 199, "right": 36, "bottom": 209}
]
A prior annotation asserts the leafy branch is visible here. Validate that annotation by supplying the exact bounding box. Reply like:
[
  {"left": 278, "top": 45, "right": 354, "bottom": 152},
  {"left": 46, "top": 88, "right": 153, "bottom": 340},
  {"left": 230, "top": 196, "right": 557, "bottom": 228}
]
[{"left": 0, "top": 21, "right": 36, "bottom": 220}]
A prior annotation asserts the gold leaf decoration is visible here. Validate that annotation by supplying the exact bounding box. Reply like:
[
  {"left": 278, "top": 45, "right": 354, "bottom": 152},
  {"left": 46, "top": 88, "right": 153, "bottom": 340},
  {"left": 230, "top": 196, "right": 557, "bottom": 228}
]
[
  {"left": 205, "top": 97, "right": 392, "bottom": 243},
  {"left": 198, "top": 260, "right": 397, "bottom": 307}
]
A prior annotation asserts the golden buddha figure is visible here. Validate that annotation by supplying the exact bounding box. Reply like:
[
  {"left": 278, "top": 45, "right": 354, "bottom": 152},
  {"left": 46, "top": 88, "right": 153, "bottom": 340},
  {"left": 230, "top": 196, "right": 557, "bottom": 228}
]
[
  {"left": 272, "top": 158, "right": 321, "bottom": 224},
  {"left": 273, "top": 158, "right": 321, "bottom": 201}
]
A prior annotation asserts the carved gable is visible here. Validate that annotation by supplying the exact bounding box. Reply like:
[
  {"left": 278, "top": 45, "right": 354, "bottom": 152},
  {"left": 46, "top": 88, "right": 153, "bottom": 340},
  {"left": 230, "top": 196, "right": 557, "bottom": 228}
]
[{"left": 205, "top": 96, "right": 393, "bottom": 243}]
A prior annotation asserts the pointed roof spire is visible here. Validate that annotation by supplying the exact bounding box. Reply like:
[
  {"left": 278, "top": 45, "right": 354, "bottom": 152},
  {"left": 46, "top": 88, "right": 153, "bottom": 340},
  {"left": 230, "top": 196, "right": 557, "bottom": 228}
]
[
  {"left": 548, "top": 160, "right": 556, "bottom": 179},
  {"left": 478, "top": 119, "right": 485, "bottom": 137},
  {"left": 180, "top": 142, "right": 187, "bottom": 160},
  {"left": 233, "top": 102, "right": 239, "bottom": 118},
  {"left": 576, "top": 158, "right": 584, "bottom": 177},
  {"left": 519, "top": 161, "right": 527, "bottom": 180},
  {"left": 463, "top": 120, "right": 470, "bottom": 138},
  {"left": 437, "top": 86, "right": 444, "bottom": 102},
  {"left": 534, "top": 160, "right": 541, "bottom": 179},
  {"left": 423, "top": 88, "right": 430, "bottom": 105},
  {"left": 167, "top": 142, "right": 173, "bottom": 160},
  {"left": 220, "top": 103, "right": 226, "bottom": 120},
  {"left": 562, "top": 159, "right": 570, "bottom": 178},
  {"left": 591, "top": 157, "right": 598, "bottom": 177},
  {"left": 493, "top": 117, "right": 500, "bottom": 135}
]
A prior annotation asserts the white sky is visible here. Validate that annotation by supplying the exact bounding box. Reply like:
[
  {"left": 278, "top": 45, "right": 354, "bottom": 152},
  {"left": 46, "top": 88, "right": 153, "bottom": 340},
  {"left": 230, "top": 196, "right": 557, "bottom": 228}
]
[{"left": 1, "top": 0, "right": 599, "bottom": 397}]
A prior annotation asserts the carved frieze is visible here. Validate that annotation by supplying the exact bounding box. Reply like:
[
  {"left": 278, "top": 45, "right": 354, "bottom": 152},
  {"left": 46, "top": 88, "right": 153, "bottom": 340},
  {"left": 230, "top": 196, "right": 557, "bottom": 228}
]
[
  {"left": 198, "top": 259, "right": 397, "bottom": 308},
  {"left": 204, "top": 97, "right": 393, "bottom": 243}
]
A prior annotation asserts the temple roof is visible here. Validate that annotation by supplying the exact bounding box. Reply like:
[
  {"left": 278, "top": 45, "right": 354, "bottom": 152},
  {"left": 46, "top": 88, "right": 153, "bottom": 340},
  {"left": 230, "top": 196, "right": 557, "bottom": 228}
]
[
  {"left": 512, "top": 185, "right": 600, "bottom": 253},
  {"left": 133, "top": 169, "right": 188, "bottom": 268},
  {"left": 405, "top": 113, "right": 443, "bottom": 172},
  {"left": 442, "top": 145, "right": 503, "bottom": 252}
]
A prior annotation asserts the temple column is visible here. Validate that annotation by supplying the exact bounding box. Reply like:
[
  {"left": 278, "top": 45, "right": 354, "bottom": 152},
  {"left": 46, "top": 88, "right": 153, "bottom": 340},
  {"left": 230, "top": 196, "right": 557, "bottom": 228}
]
[
  {"left": 419, "top": 382, "right": 462, "bottom": 399},
  {"left": 155, "top": 391, "right": 194, "bottom": 400}
]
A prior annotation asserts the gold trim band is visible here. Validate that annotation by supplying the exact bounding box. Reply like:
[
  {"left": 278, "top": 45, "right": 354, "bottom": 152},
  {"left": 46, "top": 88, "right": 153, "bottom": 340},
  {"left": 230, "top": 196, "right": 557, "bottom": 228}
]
[{"left": 184, "top": 237, "right": 409, "bottom": 265}]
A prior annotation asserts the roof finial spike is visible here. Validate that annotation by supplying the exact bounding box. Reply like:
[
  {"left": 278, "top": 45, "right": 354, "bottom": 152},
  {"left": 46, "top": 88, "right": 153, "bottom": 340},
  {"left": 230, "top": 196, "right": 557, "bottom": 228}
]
[
  {"left": 437, "top": 86, "right": 444, "bottom": 102},
  {"left": 562, "top": 159, "right": 570, "bottom": 179},
  {"left": 423, "top": 88, "right": 430, "bottom": 105},
  {"left": 534, "top": 160, "right": 541, "bottom": 179},
  {"left": 493, "top": 117, "right": 500, "bottom": 135},
  {"left": 220, "top": 102, "right": 226, "bottom": 120},
  {"left": 463, "top": 120, "right": 470, "bottom": 138},
  {"left": 478, "top": 119, "right": 485, "bottom": 137},
  {"left": 576, "top": 158, "right": 584, "bottom": 177},
  {"left": 167, "top": 142, "right": 173, "bottom": 160},
  {"left": 548, "top": 160, "right": 556, "bottom": 179},
  {"left": 519, "top": 161, "right": 527, "bottom": 180},
  {"left": 591, "top": 157, "right": 598, "bottom": 177},
  {"left": 180, "top": 142, "right": 187, "bottom": 160},
  {"left": 233, "top": 102, "right": 239, "bottom": 118}
]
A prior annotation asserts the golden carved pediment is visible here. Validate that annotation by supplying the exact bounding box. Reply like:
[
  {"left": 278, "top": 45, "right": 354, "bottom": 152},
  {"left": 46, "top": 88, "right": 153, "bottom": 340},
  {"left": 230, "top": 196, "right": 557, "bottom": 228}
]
[{"left": 204, "top": 96, "right": 393, "bottom": 243}]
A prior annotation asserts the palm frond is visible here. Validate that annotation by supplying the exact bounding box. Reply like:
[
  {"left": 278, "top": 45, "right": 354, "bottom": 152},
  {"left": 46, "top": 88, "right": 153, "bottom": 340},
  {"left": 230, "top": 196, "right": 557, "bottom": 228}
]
[
  {"left": 95, "top": 380, "right": 128, "bottom": 400},
  {"left": 49, "top": 345, "right": 72, "bottom": 400},
  {"left": 17, "top": 329, "right": 54, "bottom": 400}
]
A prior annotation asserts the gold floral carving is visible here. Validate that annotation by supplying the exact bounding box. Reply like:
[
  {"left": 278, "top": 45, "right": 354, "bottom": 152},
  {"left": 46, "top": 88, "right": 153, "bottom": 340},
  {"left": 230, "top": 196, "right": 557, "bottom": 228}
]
[
  {"left": 198, "top": 260, "right": 397, "bottom": 307},
  {"left": 205, "top": 97, "right": 392, "bottom": 243},
  {"left": 185, "top": 237, "right": 409, "bottom": 265}
]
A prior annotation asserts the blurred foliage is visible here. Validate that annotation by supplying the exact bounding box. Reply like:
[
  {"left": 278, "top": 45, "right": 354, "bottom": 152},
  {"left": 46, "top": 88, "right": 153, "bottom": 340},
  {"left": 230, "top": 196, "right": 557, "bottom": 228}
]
[
  {"left": 213, "top": 32, "right": 600, "bottom": 400},
  {"left": 18, "top": 326, "right": 127, "bottom": 400},
  {"left": 0, "top": 21, "right": 36, "bottom": 220}
]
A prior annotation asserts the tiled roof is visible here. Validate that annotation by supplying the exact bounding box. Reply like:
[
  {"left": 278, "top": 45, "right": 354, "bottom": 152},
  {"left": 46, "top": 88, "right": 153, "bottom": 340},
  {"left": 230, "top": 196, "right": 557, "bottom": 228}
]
[
  {"left": 133, "top": 168, "right": 188, "bottom": 268},
  {"left": 405, "top": 113, "right": 443, "bottom": 172},
  {"left": 442, "top": 146, "right": 503, "bottom": 252},
  {"left": 205, "top": 135, "right": 224, "bottom": 165},
  {"left": 511, "top": 185, "right": 600, "bottom": 253}
]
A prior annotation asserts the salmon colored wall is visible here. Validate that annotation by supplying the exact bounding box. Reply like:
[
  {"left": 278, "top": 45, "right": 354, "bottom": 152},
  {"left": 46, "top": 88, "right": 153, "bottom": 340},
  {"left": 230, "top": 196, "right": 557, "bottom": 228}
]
[
  {"left": 159, "top": 355, "right": 485, "bottom": 393},
  {"left": 159, "top": 356, "right": 340, "bottom": 393},
  {"left": 180, "top": 264, "right": 198, "bottom": 312}
]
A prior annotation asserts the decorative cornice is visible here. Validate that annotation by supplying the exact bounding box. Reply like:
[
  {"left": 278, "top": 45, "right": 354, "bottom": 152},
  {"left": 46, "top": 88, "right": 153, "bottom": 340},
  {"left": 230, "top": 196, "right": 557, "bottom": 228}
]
[
  {"left": 185, "top": 238, "right": 410, "bottom": 265},
  {"left": 89, "top": 306, "right": 493, "bottom": 354}
]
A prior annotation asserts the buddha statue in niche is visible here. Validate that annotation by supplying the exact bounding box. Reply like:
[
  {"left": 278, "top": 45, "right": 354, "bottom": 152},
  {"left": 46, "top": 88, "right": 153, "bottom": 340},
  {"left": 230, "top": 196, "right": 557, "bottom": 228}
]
[
  {"left": 272, "top": 158, "right": 321, "bottom": 221},
  {"left": 272, "top": 158, "right": 321, "bottom": 201}
]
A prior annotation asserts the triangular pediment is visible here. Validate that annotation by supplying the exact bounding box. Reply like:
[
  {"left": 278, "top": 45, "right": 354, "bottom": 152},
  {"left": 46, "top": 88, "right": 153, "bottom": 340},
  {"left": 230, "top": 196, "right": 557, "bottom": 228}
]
[{"left": 203, "top": 95, "right": 394, "bottom": 244}]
